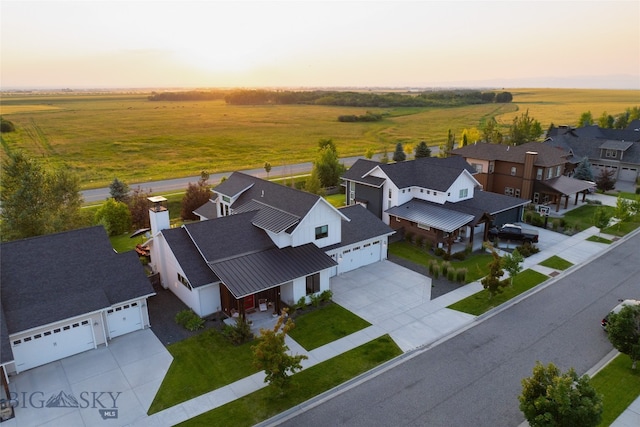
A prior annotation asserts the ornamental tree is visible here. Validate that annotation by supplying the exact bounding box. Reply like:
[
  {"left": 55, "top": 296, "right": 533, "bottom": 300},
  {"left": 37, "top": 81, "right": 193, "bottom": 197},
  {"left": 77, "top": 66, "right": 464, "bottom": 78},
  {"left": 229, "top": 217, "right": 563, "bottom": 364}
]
[
  {"left": 414, "top": 141, "right": 431, "bottom": 158},
  {"left": 572, "top": 157, "right": 594, "bottom": 182},
  {"left": 606, "top": 304, "right": 640, "bottom": 369},
  {"left": 252, "top": 309, "right": 308, "bottom": 391},
  {"left": 519, "top": 362, "right": 603, "bottom": 427},
  {"left": 501, "top": 248, "right": 524, "bottom": 287}
]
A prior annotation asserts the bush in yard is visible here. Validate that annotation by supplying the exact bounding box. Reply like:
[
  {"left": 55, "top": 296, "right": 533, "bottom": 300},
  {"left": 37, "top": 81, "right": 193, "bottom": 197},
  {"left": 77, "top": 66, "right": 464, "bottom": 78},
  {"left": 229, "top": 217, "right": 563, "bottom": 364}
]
[
  {"left": 441, "top": 261, "right": 451, "bottom": 276},
  {"left": 174, "top": 309, "right": 204, "bottom": 331},
  {"left": 222, "top": 316, "right": 253, "bottom": 345},
  {"left": 428, "top": 259, "right": 438, "bottom": 275},
  {"left": 320, "top": 290, "right": 333, "bottom": 303},
  {"left": 405, "top": 231, "right": 415, "bottom": 243},
  {"left": 524, "top": 211, "right": 533, "bottom": 224},
  {"left": 415, "top": 235, "right": 424, "bottom": 248},
  {"left": 456, "top": 268, "right": 467, "bottom": 283},
  {"left": 295, "top": 296, "right": 307, "bottom": 311},
  {"left": 432, "top": 264, "right": 441, "bottom": 279},
  {"left": 447, "top": 268, "right": 456, "bottom": 281},
  {"left": 516, "top": 242, "right": 540, "bottom": 257},
  {"left": 434, "top": 247, "right": 445, "bottom": 257},
  {"left": 451, "top": 251, "right": 466, "bottom": 261},
  {"left": 310, "top": 293, "right": 321, "bottom": 307},
  {"left": 94, "top": 198, "right": 131, "bottom": 236}
]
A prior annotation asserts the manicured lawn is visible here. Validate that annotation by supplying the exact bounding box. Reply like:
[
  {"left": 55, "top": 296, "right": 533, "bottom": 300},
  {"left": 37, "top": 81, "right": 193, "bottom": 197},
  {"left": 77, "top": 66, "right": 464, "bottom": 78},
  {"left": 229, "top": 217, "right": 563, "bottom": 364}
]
[
  {"left": 562, "top": 205, "right": 615, "bottom": 232},
  {"left": 177, "top": 335, "right": 402, "bottom": 427},
  {"left": 602, "top": 215, "right": 640, "bottom": 237},
  {"left": 288, "top": 303, "right": 371, "bottom": 350},
  {"left": 324, "top": 193, "right": 346, "bottom": 208},
  {"left": 587, "top": 235, "right": 613, "bottom": 244},
  {"left": 148, "top": 329, "right": 258, "bottom": 414},
  {"left": 447, "top": 269, "right": 548, "bottom": 316},
  {"left": 590, "top": 353, "right": 640, "bottom": 427},
  {"left": 389, "top": 241, "right": 492, "bottom": 283},
  {"left": 539, "top": 255, "right": 573, "bottom": 270}
]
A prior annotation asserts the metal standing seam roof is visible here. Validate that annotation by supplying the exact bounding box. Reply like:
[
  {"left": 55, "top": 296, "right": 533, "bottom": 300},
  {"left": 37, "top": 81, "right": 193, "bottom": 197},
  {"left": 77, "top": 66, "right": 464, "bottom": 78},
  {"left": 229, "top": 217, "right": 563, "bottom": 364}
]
[
  {"left": 208, "top": 243, "right": 338, "bottom": 298},
  {"left": 233, "top": 199, "right": 300, "bottom": 233},
  {"left": 386, "top": 200, "right": 475, "bottom": 233}
]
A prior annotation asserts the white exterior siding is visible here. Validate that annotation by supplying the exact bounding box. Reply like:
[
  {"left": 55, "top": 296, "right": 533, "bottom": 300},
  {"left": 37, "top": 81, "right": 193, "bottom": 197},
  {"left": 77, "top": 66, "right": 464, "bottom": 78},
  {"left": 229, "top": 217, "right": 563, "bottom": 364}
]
[
  {"left": 326, "top": 236, "right": 388, "bottom": 276},
  {"left": 447, "top": 173, "right": 477, "bottom": 202},
  {"left": 198, "top": 284, "right": 221, "bottom": 317},
  {"left": 292, "top": 200, "right": 343, "bottom": 248}
]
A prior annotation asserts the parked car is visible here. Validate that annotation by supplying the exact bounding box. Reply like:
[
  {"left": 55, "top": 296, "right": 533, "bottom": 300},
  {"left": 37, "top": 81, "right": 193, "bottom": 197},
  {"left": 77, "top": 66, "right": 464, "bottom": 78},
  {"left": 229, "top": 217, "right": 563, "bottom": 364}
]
[
  {"left": 601, "top": 299, "right": 640, "bottom": 329},
  {"left": 488, "top": 223, "right": 539, "bottom": 243}
]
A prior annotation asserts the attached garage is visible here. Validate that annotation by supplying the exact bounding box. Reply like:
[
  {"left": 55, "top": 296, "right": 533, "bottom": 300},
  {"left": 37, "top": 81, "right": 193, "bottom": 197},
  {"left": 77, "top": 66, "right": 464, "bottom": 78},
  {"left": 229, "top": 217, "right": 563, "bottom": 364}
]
[
  {"left": 106, "top": 302, "right": 143, "bottom": 338},
  {"left": 11, "top": 319, "right": 95, "bottom": 373},
  {"left": 619, "top": 167, "right": 638, "bottom": 182},
  {"left": 337, "top": 241, "right": 384, "bottom": 274}
]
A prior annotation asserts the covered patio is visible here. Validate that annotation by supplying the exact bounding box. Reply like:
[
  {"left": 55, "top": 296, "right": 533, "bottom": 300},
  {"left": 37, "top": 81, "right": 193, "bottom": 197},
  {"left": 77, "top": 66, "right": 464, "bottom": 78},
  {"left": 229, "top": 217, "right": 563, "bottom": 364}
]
[{"left": 534, "top": 176, "right": 596, "bottom": 212}]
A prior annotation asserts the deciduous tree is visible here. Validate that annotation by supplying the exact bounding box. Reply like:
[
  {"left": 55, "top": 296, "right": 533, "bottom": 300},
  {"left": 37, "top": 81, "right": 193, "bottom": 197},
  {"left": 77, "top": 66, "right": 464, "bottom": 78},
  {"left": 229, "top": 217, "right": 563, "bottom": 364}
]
[
  {"left": 1, "top": 152, "right": 83, "bottom": 241},
  {"left": 501, "top": 248, "right": 524, "bottom": 287},
  {"left": 181, "top": 172, "right": 212, "bottom": 220},
  {"left": 593, "top": 207, "right": 612, "bottom": 236},
  {"left": 519, "top": 362, "right": 603, "bottom": 427},
  {"left": 264, "top": 162, "right": 272, "bottom": 179},
  {"left": 480, "top": 244, "right": 507, "bottom": 299},
  {"left": 127, "top": 186, "right": 153, "bottom": 229},
  {"left": 509, "top": 110, "right": 543, "bottom": 145},
  {"left": 252, "top": 309, "right": 308, "bottom": 391},
  {"left": 578, "top": 111, "right": 593, "bottom": 127},
  {"left": 606, "top": 304, "right": 640, "bottom": 369},
  {"left": 595, "top": 168, "right": 616, "bottom": 192},
  {"left": 482, "top": 117, "right": 503, "bottom": 144},
  {"left": 312, "top": 142, "right": 345, "bottom": 187},
  {"left": 94, "top": 198, "right": 132, "bottom": 236},
  {"left": 597, "top": 111, "right": 614, "bottom": 128}
]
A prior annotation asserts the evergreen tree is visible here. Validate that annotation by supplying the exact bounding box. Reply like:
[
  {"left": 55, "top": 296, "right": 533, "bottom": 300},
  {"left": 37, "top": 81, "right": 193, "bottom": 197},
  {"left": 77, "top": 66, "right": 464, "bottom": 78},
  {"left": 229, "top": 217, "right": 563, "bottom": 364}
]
[
  {"left": 572, "top": 157, "right": 594, "bottom": 181},
  {"left": 392, "top": 142, "right": 406, "bottom": 162},
  {"left": 414, "top": 141, "right": 431, "bottom": 158},
  {"left": 509, "top": 110, "right": 543, "bottom": 145},
  {"left": 109, "top": 177, "right": 130, "bottom": 203}
]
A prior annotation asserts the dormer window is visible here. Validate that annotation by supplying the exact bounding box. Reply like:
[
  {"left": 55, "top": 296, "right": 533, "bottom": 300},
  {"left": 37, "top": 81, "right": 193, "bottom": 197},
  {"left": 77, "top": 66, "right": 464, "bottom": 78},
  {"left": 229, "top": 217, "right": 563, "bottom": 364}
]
[{"left": 605, "top": 149, "right": 617, "bottom": 158}]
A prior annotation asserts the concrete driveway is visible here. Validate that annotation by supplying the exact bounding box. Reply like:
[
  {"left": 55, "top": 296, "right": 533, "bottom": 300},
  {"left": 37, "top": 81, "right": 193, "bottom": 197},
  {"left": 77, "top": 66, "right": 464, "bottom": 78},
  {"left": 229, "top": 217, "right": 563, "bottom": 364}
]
[
  {"left": 5, "top": 329, "right": 172, "bottom": 427},
  {"left": 331, "top": 261, "right": 478, "bottom": 352}
]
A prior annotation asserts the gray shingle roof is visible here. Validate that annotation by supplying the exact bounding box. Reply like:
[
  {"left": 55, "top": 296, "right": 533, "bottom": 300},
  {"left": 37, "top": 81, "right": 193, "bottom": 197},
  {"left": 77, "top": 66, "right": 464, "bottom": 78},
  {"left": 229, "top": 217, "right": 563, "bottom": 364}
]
[
  {"left": 209, "top": 243, "right": 337, "bottom": 298},
  {"left": 545, "top": 134, "right": 640, "bottom": 165},
  {"left": 324, "top": 205, "right": 395, "bottom": 251},
  {"left": 162, "top": 227, "right": 219, "bottom": 287},
  {"left": 0, "top": 226, "right": 155, "bottom": 335},
  {"left": 193, "top": 200, "right": 218, "bottom": 219},
  {"left": 1, "top": 306, "right": 13, "bottom": 364},
  {"left": 378, "top": 156, "right": 476, "bottom": 191},
  {"left": 342, "top": 159, "right": 386, "bottom": 187},
  {"left": 599, "top": 140, "right": 634, "bottom": 151},
  {"left": 452, "top": 141, "right": 569, "bottom": 167}
]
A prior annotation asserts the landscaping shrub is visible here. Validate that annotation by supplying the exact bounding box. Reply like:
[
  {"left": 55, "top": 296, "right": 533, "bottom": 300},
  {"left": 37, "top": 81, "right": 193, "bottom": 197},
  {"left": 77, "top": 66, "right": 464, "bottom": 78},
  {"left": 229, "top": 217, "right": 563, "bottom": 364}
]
[
  {"left": 320, "top": 289, "right": 333, "bottom": 303},
  {"left": 451, "top": 251, "right": 466, "bottom": 261},
  {"left": 551, "top": 219, "right": 560, "bottom": 231},
  {"left": 516, "top": 242, "right": 540, "bottom": 257},
  {"left": 441, "top": 261, "right": 452, "bottom": 276},
  {"left": 456, "top": 268, "right": 468, "bottom": 283},
  {"left": 405, "top": 231, "right": 415, "bottom": 243},
  {"left": 415, "top": 236, "right": 424, "bottom": 248},
  {"left": 310, "top": 293, "right": 321, "bottom": 307},
  {"left": 295, "top": 296, "right": 307, "bottom": 311},
  {"left": 524, "top": 211, "right": 533, "bottom": 224},
  {"left": 447, "top": 268, "right": 456, "bottom": 281},
  {"left": 222, "top": 317, "right": 253, "bottom": 345},
  {"left": 434, "top": 247, "right": 445, "bottom": 257},
  {"left": 174, "top": 309, "right": 204, "bottom": 331},
  {"left": 530, "top": 215, "right": 544, "bottom": 227},
  {"left": 432, "top": 264, "right": 441, "bottom": 279},
  {"left": 428, "top": 259, "right": 438, "bottom": 275}
]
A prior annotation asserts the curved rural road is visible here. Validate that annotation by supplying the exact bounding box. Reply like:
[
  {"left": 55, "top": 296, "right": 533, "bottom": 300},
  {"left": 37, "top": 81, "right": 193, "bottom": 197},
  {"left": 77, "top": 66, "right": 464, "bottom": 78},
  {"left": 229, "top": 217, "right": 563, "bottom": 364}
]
[
  {"left": 81, "top": 155, "right": 371, "bottom": 203},
  {"left": 269, "top": 232, "right": 640, "bottom": 427}
]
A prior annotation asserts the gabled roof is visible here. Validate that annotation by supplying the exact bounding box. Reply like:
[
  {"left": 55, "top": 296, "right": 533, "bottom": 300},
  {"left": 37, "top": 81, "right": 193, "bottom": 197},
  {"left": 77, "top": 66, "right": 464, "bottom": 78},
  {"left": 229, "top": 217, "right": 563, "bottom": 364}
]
[
  {"left": 324, "top": 205, "right": 395, "bottom": 250},
  {"left": 0, "top": 226, "right": 155, "bottom": 335},
  {"left": 209, "top": 244, "right": 337, "bottom": 299},
  {"left": 214, "top": 172, "right": 322, "bottom": 231},
  {"left": 444, "top": 191, "right": 531, "bottom": 224},
  {"left": 452, "top": 142, "right": 569, "bottom": 167},
  {"left": 599, "top": 140, "right": 634, "bottom": 151},
  {"left": 341, "top": 159, "right": 386, "bottom": 187},
  {"left": 193, "top": 199, "right": 217, "bottom": 219},
  {"left": 387, "top": 201, "right": 475, "bottom": 232},
  {"left": 375, "top": 156, "right": 476, "bottom": 191},
  {"left": 233, "top": 199, "right": 300, "bottom": 233},
  {"left": 545, "top": 134, "right": 640, "bottom": 165},
  {"left": 535, "top": 176, "right": 595, "bottom": 196},
  {"left": 163, "top": 227, "right": 219, "bottom": 287}
]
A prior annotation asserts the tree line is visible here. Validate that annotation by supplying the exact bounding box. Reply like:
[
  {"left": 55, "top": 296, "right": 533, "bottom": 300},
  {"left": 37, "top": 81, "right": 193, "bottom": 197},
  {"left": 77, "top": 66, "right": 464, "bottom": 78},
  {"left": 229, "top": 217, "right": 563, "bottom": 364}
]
[
  {"left": 147, "top": 90, "right": 228, "bottom": 101},
  {"left": 577, "top": 106, "right": 640, "bottom": 129}
]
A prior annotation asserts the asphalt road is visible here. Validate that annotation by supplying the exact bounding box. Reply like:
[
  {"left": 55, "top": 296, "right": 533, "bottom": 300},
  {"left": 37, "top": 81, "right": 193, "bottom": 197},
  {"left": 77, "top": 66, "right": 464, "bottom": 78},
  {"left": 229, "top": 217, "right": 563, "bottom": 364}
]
[
  {"left": 80, "top": 155, "right": 371, "bottom": 203},
  {"left": 272, "top": 232, "right": 640, "bottom": 427}
]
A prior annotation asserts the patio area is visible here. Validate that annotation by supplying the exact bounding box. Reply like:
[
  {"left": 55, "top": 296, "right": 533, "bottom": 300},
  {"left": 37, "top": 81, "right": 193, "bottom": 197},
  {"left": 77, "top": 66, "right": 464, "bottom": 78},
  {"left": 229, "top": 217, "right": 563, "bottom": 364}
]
[{"left": 222, "top": 307, "right": 281, "bottom": 336}]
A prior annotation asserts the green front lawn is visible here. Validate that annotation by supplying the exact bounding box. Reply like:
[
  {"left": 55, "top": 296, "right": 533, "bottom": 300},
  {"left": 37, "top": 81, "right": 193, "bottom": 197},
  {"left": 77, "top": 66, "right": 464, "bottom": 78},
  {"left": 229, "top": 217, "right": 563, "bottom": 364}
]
[
  {"left": 447, "top": 269, "right": 548, "bottom": 316},
  {"left": 177, "top": 335, "right": 402, "bottom": 427},
  {"left": 389, "top": 241, "right": 492, "bottom": 283},
  {"left": 563, "top": 205, "right": 615, "bottom": 232},
  {"left": 591, "top": 353, "right": 640, "bottom": 427},
  {"left": 148, "top": 329, "right": 258, "bottom": 414},
  {"left": 288, "top": 303, "right": 371, "bottom": 350},
  {"left": 539, "top": 255, "right": 573, "bottom": 270},
  {"left": 586, "top": 235, "right": 613, "bottom": 244}
]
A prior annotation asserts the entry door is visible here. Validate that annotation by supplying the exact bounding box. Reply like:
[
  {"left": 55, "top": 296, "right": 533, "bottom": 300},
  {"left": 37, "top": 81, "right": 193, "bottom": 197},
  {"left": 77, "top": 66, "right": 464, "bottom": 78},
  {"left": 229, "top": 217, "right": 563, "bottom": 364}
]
[
  {"left": 107, "top": 302, "right": 143, "bottom": 338},
  {"left": 243, "top": 295, "right": 255, "bottom": 311}
]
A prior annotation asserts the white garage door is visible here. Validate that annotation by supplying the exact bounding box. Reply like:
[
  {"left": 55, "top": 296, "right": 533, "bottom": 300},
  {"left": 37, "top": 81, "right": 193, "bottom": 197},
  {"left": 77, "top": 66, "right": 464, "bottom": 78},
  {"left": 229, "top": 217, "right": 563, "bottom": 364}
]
[
  {"left": 106, "top": 302, "right": 143, "bottom": 338},
  {"left": 619, "top": 167, "right": 638, "bottom": 182},
  {"left": 11, "top": 319, "right": 95, "bottom": 373},
  {"left": 339, "top": 241, "right": 382, "bottom": 274}
]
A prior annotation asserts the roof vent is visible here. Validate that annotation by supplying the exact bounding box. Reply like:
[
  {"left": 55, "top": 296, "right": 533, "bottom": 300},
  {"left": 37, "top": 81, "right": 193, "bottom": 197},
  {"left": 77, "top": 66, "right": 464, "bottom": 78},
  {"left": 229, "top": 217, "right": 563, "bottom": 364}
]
[
  {"left": 506, "top": 146, "right": 510, "bottom": 151},
  {"left": 261, "top": 190, "right": 264, "bottom": 197}
]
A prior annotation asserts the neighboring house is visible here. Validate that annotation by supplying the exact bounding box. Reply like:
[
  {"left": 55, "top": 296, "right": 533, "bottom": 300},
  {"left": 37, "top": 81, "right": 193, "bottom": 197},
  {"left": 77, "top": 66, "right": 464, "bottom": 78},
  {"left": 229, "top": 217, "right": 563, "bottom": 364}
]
[
  {"left": 148, "top": 172, "right": 394, "bottom": 319},
  {"left": 451, "top": 141, "right": 595, "bottom": 211},
  {"left": 341, "top": 156, "right": 530, "bottom": 253},
  {"left": 545, "top": 124, "right": 640, "bottom": 185},
  {"left": 0, "top": 226, "right": 155, "bottom": 383}
]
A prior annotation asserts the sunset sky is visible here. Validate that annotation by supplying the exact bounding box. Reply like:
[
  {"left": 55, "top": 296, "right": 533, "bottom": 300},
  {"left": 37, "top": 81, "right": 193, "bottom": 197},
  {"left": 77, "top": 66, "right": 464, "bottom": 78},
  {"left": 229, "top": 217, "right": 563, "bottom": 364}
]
[{"left": 2, "top": 0, "right": 639, "bottom": 90}]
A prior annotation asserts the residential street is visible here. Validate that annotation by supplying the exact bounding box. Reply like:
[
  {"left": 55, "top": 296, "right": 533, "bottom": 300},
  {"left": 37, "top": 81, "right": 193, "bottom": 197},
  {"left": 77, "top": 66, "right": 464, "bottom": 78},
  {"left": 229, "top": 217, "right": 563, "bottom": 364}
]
[{"left": 273, "top": 232, "right": 640, "bottom": 427}]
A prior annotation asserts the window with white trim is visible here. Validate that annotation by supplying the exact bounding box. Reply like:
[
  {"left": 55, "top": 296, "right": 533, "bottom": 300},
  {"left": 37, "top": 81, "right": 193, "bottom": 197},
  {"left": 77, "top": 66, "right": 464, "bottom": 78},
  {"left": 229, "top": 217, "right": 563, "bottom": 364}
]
[
  {"left": 536, "top": 168, "right": 543, "bottom": 180},
  {"left": 315, "top": 225, "right": 328, "bottom": 239},
  {"left": 511, "top": 167, "right": 517, "bottom": 176},
  {"left": 459, "top": 188, "right": 468, "bottom": 198},
  {"left": 305, "top": 273, "right": 320, "bottom": 295},
  {"left": 178, "top": 272, "right": 192, "bottom": 291},
  {"left": 515, "top": 189, "right": 521, "bottom": 197}
]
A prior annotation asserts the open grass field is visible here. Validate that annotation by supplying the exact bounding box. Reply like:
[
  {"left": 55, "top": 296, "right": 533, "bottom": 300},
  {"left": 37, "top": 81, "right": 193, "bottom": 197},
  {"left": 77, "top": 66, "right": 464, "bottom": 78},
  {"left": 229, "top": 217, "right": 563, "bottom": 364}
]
[{"left": 1, "top": 89, "right": 637, "bottom": 189}]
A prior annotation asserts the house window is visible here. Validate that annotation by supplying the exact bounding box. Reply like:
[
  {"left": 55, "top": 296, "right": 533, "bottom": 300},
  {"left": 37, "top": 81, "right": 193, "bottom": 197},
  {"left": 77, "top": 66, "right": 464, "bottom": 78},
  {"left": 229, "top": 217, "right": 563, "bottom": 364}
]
[
  {"left": 315, "top": 225, "right": 328, "bottom": 239},
  {"left": 395, "top": 216, "right": 401, "bottom": 222},
  {"left": 417, "top": 223, "right": 431, "bottom": 231},
  {"left": 459, "top": 188, "right": 468, "bottom": 198},
  {"left": 178, "top": 272, "right": 192, "bottom": 291},
  {"left": 505, "top": 187, "right": 514, "bottom": 196},
  {"left": 605, "top": 149, "right": 617, "bottom": 158},
  {"left": 547, "top": 168, "right": 553, "bottom": 179},
  {"left": 472, "top": 163, "right": 483, "bottom": 173},
  {"left": 433, "top": 191, "right": 437, "bottom": 196},
  {"left": 388, "top": 189, "right": 392, "bottom": 198},
  {"left": 402, "top": 189, "right": 406, "bottom": 194},
  {"left": 510, "top": 167, "right": 517, "bottom": 176},
  {"left": 349, "top": 189, "right": 355, "bottom": 204},
  {"left": 556, "top": 165, "right": 562, "bottom": 176},
  {"left": 426, "top": 190, "right": 430, "bottom": 194},
  {"left": 515, "top": 189, "right": 521, "bottom": 197},
  {"left": 536, "top": 168, "right": 543, "bottom": 180},
  {"left": 420, "top": 189, "right": 424, "bottom": 193},
  {"left": 489, "top": 162, "right": 495, "bottom": 173},
  {"left": 306, "top": 273, "right": 320, "bottom": 295}
]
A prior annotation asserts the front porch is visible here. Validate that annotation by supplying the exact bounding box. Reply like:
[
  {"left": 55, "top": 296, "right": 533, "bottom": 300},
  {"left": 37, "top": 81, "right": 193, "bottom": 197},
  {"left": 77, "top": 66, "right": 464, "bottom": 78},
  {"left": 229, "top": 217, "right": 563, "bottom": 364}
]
[{"left": 223, "top": 308, "right": 281, "bottom": 336}]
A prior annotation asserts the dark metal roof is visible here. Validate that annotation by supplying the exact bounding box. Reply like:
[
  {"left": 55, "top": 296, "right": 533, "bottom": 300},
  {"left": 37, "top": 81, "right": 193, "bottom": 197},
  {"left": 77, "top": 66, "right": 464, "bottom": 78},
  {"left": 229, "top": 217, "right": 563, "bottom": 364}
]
[
  {"left": 233, "top": 199, "right": 300, "bottom": 233},
  {"left": 209, "top": 244, "right": 337, "bottom": 298},
  {"left": 0, "top": 226, "right": 155, "bottom": 335},
  {"left": 325, "top": 205, "right": 395, "bottom": 251},
  {"left": 387, "top": 200, "right": 475, "bottom": 232}
]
